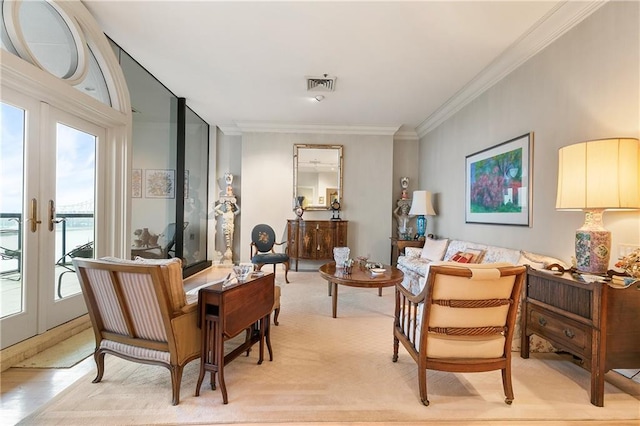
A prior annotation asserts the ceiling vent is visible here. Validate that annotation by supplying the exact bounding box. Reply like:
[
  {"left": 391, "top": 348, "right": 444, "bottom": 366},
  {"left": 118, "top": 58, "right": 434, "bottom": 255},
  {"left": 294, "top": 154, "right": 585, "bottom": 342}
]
[{"left": 306, "top": 74, "right": 336, "bottom": 92}]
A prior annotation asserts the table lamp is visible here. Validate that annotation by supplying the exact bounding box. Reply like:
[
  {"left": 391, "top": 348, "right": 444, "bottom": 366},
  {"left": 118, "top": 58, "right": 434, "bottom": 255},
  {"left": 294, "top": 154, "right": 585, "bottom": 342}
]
[
  {"left": 408, "top": 190, "right": 436, "bottom": 239},
  {"left": 556, "top": 138, "right": 640, "bottom": 274}
]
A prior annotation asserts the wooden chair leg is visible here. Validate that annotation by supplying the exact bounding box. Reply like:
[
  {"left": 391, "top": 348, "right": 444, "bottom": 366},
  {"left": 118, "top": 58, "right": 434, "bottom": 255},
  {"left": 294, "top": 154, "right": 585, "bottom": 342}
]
[
  {"left": 283, "top": 261, "right": 290, "bottom": 283},
  {"left": 92, "top": 350, "right": 106, "bottom": 383},
  {"left": 170, "top": 364, "right": 184, "bottom": 406},
  {"left": 502, "top": 367, "right": 514, "bottom": 404},
  {"left": 419, "top": 361, "right": 429, "bottom": 406},
  {"left": 273, "top": 307, "right": 280, "bottom": 325}
]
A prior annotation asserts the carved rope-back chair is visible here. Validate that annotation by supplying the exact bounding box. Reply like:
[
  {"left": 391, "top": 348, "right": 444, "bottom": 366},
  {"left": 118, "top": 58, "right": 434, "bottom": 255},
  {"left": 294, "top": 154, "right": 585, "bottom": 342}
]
[{"left": 393, "top": 262, "right": 526, "bottom": 406}]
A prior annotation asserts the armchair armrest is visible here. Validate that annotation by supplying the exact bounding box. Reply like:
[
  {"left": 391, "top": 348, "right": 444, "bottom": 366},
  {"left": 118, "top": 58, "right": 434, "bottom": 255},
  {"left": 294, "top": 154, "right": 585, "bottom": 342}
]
[{"left": 273, "top": 240, "right": 287, "bottom": 254}]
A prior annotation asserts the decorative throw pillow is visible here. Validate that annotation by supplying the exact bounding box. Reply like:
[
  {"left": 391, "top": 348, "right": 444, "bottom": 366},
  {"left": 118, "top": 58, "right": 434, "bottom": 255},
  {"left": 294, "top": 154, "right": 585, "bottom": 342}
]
[
  {"left": 447, "top": 248, "right": 484, "bottom": 264},
  {"left": 420, "top": 238, "right": 449, "bottom": 261}
]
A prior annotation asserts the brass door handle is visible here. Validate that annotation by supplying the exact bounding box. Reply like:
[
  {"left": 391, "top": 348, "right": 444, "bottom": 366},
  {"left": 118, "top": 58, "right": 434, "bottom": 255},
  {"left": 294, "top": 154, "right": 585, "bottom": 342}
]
[
  {"left": 563, "top": 329, "right": 575, "bottom": 339},
  {"left": 538, "top": 317, "right": 547, "bottom": 327},
  {"left": 48, "top": 200, "right": 64, "bottom": 231},
  {"left": 27, "top": 198, "right": 42, "bottom": 232}
]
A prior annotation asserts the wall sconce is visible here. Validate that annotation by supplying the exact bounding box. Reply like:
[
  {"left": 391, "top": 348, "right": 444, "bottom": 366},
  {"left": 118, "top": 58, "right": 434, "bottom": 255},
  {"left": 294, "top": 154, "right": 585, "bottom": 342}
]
[
  {"left": 556, "top": 138, "right": 640, "bottom": 274},
  {"left": 409, "top": 190, "right": 436, "bottom": 240}
]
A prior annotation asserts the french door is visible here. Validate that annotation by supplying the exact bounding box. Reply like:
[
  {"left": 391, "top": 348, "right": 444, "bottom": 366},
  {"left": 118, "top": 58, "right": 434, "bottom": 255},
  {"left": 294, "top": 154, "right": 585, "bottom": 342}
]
[{"left": 0, "top": 88, "right": 104, "bottom": 348}]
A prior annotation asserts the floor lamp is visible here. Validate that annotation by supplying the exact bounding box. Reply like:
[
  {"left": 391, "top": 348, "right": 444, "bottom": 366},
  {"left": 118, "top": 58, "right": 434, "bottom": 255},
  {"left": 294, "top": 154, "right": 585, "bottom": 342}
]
[
  {"left": 409, "top": 190, "right": 436, "bottom": 240},
  {"left": 556, "top": 138, "right": 640, "bottom": 274}
]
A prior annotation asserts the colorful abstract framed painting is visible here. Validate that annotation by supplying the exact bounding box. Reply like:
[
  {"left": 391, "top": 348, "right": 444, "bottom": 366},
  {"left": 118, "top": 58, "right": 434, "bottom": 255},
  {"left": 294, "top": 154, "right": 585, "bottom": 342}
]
[{"left": 465, "top": 132, "right": 533, "bottom": 226}]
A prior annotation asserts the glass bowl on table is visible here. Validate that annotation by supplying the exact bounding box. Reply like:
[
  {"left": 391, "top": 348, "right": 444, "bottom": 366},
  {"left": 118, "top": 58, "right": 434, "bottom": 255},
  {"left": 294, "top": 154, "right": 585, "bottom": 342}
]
[{"left": 233, "top": 264, "right": 253, "bottom": 282}]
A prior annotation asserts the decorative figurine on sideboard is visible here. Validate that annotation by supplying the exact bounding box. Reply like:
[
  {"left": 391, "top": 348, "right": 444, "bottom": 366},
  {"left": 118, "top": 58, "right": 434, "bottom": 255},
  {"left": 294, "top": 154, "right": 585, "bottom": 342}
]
[
  {"left": 294, "top": 196, "right": 305, "bottom": 220},
  {"left": 393, "top": 201, "right": 413, "bottom": 240},
  {"left": 400, "top": 176, "right": 410, "bottom": 200},
  {"left": 330, "top": 198, "right": 341, "bottom": 220}
]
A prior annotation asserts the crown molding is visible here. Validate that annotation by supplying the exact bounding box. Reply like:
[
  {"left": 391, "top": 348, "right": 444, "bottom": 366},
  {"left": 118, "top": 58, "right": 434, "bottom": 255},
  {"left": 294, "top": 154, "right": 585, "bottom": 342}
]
[
  {"left": 416, "top": 0, "right": 606, "bottom": 139},
  {"left": 394, "top": 130, "right": 419, "bottom": 141},
  {"left": 217, "top": 125, "right": 242, "bottom": 136},
  {"left": 220, "top": 122, "right": 400, "bottom": 136}
]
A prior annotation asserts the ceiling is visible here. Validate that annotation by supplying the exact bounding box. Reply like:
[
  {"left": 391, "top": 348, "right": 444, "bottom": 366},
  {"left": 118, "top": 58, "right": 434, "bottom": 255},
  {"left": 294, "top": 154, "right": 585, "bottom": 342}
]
[{"left": 83, "top": 1, "right": 603, "bottom": 138}]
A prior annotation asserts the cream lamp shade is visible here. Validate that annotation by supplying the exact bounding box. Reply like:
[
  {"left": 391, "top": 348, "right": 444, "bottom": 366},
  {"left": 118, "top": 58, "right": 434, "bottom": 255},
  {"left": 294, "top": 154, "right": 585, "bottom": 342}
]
[
  {"left": 556, "top": 138, "right": 640, "bottom": 274},
  {"left": 409, "top": 190, "right": 436, "bottom": 238}
]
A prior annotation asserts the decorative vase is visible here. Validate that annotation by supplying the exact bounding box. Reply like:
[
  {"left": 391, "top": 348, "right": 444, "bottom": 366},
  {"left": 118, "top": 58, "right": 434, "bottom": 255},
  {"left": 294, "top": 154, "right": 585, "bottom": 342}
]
[
  {"left": 149, "top": 234, "right": 159, "bottom": 246},
  {"left": 333, "top": 247, "right": 350, "bottom": 269}
]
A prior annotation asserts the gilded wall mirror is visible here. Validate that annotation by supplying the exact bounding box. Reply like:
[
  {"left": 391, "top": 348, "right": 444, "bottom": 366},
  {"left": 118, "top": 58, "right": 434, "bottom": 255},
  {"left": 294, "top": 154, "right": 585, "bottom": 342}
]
[{"left": 293, "top": 144, "right": 343, "bottom": 211}]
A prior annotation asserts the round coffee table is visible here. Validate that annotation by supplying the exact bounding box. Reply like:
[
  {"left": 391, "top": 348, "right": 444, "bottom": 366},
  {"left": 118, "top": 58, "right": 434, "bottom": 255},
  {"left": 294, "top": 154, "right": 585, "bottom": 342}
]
[{"left": 318, "top": 262, "right": 404, "bottom": 318}]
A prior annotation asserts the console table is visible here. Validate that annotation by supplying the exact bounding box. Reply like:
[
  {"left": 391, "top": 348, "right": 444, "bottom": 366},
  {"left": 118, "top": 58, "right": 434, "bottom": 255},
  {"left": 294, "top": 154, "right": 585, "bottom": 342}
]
[
  {"left": 521, "top": 268, "right": 640, "bottom": 406},
  {"left": 287, "top": 219, "right": 348, "bottom": 271},
  {"left": 195, "top": 273, "right": 274, "bottom": 404}
]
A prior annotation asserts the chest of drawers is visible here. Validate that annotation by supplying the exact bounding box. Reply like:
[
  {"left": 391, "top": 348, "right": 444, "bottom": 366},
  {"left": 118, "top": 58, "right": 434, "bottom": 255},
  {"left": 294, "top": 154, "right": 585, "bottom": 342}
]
[{"left": 521, "top": 268, "right": 640, "bottom": 406}]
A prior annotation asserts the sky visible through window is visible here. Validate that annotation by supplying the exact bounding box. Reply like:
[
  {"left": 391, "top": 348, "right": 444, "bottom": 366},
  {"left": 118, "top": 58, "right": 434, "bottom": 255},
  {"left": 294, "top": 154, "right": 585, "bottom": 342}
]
[
  {"left": 1, "top": 103, "right": 25, "bottom": 214},
  {"left": 0, "top": 102, "right": 96, "bottom": 215}
]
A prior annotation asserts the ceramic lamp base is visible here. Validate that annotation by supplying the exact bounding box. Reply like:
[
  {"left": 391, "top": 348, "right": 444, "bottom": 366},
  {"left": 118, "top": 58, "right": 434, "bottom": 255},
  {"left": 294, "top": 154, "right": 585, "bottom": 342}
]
[
  {"left": 575, "top": 210, "right": 611, "bottom": 274},
  {"left": 416, "top": 215, "right": 426, "bottom": 238}
]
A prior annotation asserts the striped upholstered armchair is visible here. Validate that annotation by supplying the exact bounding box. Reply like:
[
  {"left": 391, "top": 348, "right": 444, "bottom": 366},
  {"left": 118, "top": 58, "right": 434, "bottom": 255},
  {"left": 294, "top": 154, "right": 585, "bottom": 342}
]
[{"left": 73, "top": 257, "right": 200, "bottom": 405}]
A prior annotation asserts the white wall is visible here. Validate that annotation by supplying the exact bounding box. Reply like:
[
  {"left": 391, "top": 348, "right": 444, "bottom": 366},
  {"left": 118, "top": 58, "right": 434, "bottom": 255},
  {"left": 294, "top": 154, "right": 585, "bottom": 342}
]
[
  {"left": 236, "top": 132, "right": 395, "bottom": 265},
  {"left": 418, "top": 1, "right": 640, "bottom": 266}
]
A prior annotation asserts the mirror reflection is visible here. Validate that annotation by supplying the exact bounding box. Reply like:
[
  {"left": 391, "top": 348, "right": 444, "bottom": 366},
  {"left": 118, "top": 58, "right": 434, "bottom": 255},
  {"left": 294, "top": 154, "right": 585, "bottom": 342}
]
[{"left": 294, "top": 144, "right": 343, "bottom": 211}]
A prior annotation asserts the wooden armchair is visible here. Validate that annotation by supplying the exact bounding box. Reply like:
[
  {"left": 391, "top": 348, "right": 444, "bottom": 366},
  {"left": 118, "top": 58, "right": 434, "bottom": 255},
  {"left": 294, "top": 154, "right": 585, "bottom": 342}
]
[
  {"left": 73, "top": 257, "right": 200, "bottom": 405},
  {"left": 393, "top": 262, "right": 526, "bottom": 406}
]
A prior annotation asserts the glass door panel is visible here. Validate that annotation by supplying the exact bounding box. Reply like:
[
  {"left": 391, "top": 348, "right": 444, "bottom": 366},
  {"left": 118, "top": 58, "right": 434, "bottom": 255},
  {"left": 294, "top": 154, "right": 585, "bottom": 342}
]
[
  {"left": 0, "top": 92, "right": 39, "bottom": 349},
  {"left": 44, "top": 107, "right": 100, "bottom": 328},
  {"left": 54, "top": 123, "right": 95, "bottom": 300},
  {"left": 0, "top": 103, "right": 26, "bottom": 318}
]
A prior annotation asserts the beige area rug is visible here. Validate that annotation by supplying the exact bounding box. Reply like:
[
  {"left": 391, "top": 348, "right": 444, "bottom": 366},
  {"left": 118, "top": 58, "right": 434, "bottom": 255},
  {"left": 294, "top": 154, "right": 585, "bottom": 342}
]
[
  {"left": 13, "top": 328, "right": 94, "bottom": 369},
  {"left": 20, "top": 271, "right": 640, "bottom": 425}
]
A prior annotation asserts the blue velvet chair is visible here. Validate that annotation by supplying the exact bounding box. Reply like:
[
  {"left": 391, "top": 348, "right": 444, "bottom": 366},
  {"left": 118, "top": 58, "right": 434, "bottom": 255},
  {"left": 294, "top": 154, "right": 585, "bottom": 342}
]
[{"left": 250, "top": 224, "right": 290, "bottom": 283}]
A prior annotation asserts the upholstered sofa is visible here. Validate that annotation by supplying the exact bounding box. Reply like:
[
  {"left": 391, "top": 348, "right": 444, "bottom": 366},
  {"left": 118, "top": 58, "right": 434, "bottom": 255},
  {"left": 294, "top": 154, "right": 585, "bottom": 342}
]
[{"left": 397, "top": 238, "right": 569, "bottom": 352}]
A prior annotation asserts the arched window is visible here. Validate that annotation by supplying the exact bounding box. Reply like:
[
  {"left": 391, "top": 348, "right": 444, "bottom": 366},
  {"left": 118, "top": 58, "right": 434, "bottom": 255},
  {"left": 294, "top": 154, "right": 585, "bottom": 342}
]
[{"left": 1, "top": 0, "right": 120, "bottom": 106}]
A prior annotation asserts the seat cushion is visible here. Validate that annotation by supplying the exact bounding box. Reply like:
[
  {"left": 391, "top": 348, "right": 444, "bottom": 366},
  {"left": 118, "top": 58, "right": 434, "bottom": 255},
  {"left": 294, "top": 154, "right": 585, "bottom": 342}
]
[
  {"left": 252, "top": 253, "right": 289, "bottom": 264},
  {"left": 426, "top": 333, "right": 505, "bottom": 359}
]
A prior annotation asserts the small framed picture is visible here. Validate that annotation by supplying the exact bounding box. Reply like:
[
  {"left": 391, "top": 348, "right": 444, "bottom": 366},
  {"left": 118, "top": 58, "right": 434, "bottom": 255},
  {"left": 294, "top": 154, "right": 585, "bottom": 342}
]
[
  {"left": 132, "top": 169, "right": 142, "bottom": 198},
  {"left": 145, "top": 169, "right": 175, "bottom": 199}
]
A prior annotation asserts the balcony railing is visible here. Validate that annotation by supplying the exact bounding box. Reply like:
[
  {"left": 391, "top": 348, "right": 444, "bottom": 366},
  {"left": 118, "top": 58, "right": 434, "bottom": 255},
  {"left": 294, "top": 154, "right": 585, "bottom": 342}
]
[{"left": 1, "top": 212, "right": 94, "bottom": 276}]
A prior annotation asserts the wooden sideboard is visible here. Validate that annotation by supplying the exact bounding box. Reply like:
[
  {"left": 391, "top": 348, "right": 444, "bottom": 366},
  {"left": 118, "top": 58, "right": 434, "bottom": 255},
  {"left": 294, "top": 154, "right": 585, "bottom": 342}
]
[
  {"left": 287, "top": 219, "right": 348, "bottom": 271},
  {"left": 521, "top": 268, "right": 640, "bottom": 406}
]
